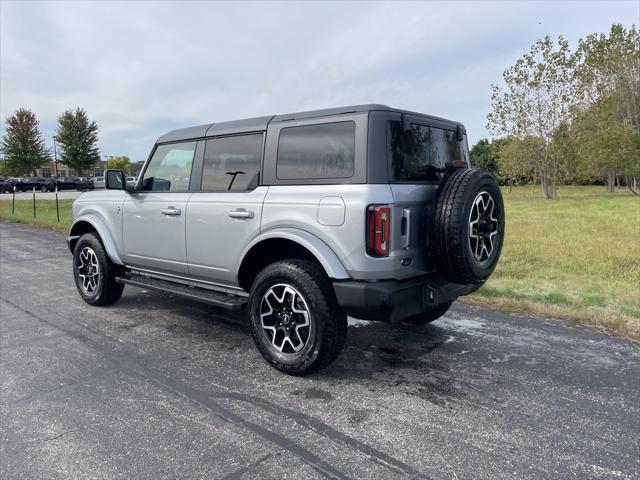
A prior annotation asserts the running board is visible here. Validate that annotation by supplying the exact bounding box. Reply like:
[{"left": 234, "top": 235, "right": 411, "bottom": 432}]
[{"left": 116, "top": 275, "right": 247, "bottom": 311}]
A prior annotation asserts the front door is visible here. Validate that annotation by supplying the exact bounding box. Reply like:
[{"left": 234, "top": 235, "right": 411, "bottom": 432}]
[
  {"left": 186, "top": 133, "right": 266, "bottom": 286},
  {"left": 123, "top": 141, "right": 197, "bottom": 275}
]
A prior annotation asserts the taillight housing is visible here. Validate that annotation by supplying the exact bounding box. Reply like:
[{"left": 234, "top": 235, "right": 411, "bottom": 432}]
[{"left": 367, "top": 205, "right": 391, "bottom": 257}]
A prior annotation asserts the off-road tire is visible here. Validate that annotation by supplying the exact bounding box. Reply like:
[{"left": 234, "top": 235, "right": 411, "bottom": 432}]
[
  {"left": 431, "top": 169, "right": 505, "bottom": 285},
  {"left": 73, "top": 233, "right": 124, "bottom": 306},
  {"left": 401, "top": 300, "right": 453, "bottom": 326},
  {"left": 249, "top": 260, "right": 347, "bottom": 375}
]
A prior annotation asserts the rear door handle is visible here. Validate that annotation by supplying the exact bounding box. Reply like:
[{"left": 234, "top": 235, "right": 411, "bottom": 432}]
[
  {"left": 228, "top": 209, "right": 254, "bottom": 219},
  {"left": 161, "top": 207, "right": 181, "bottom": 216}
]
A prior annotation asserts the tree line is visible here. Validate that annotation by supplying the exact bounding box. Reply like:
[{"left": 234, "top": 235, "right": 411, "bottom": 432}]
[
  {"left": 1, "top": 108, "right": 130, "bottom": 176},
  {"left": 476, "top": 24, "right": 639, "bottom": 198}
]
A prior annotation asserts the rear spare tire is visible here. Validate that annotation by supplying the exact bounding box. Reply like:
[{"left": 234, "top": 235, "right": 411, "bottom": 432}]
[{"left": 431, "top": 169, "right": 504, "bottom": 285}]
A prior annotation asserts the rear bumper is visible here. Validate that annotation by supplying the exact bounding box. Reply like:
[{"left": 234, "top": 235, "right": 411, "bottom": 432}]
[{"left": 333, "top": 274, "right": 477, "bottom": 323}]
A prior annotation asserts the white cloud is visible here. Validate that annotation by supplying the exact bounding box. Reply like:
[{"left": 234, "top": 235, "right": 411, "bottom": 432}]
[{"left": 1, "top": 0, "right": 638, "bottom": 160}]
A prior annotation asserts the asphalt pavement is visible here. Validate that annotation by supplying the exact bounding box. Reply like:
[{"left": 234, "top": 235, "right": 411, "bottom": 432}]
[{"left": 1, "top": 221, "right": 638, "bottom": 480}]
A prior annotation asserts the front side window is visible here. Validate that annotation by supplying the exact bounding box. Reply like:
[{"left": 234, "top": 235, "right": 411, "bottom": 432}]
[
  {"left": 140, "top": 141, "right": 196, "bottom": 191},
  {"left": 388, "top": 121, "right": 469, "bottom": 182},
  {"left": 201, "top": 134, "right": 262, "bottom": 191},
  {"left": 276, "top": 121, "right": 355, "bottom": 179}
]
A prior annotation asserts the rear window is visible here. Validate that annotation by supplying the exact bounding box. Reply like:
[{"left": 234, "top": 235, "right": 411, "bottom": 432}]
[
  {"left": 276, "top": 121, "right": 355, "bottom": 179},
  {"left": 387, "top": 121, "right": 469, "bottom": 182}
]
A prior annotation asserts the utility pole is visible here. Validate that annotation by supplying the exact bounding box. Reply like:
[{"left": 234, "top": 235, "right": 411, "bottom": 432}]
[{"left": 53, "top": 138, "right": 58, "bottom": 176}]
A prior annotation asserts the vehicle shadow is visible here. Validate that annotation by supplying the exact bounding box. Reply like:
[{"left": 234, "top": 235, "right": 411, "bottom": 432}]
[{"left": 114, "top": 291, "right": 466, "bottom": 407}]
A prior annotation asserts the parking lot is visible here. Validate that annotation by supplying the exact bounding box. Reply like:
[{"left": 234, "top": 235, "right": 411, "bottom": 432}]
[
  {"left": 1, "top": 221, "right": 638, "bottom": 480},
  {"left": 2, "top": 190, "right": 84, "bottom": 200}
]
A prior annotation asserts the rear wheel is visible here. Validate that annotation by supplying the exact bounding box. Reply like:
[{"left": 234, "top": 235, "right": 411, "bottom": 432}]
[
  {"left": 73, "top": 233, "right": 124, "bottom": 306},
  {"left": 40, "top": 185, "right": 48, "bottom": 193},
  {"left": 249, "top": 260, "right": 347, "bottom": 375},
  {"left": 401, "top": 301, "right": 453, "bottom": 326}
]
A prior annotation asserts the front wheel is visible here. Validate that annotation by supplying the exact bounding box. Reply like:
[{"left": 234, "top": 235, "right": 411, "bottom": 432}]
[
  {"left": 249, "top": 260, "right": 347, "bottom": 375},
  {"left": 73, "top": 233, "right": 124, "bottom": 306}
]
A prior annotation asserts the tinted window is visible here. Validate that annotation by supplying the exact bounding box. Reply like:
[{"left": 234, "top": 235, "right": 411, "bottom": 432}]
[
  {"left": 202, "top": 134, "right": 262, "bottom": 191},
  {"left": 276, "top": 122, "right": 355, "bottom": 179},
  {"left": 388, "top": 121, "right": 469, "bottom": 182},
  {"left": 141, "top": 141, "right": 196, "bottom": 191}
]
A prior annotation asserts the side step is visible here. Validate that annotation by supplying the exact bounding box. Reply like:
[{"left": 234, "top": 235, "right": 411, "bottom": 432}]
[{"left": 116, "top": 275, "right": 247, "bottom": 311}]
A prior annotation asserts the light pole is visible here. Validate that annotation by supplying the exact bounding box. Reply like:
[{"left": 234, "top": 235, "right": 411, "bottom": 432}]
[{"left": 53, "top": 138, "right": 58, "bottom": 176}]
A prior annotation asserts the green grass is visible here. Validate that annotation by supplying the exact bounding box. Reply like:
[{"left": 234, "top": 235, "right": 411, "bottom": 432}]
[
  {"left": 0, "top": 198, "right": 73, "bottom": 234},
  {"left": 1, "top": 187, "right": 639, "bottom": 338},
  {"left": 467, "top": 185, "right": 640, "bottom": 339}
]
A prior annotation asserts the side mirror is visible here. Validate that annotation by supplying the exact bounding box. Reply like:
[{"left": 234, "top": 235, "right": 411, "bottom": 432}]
[{"left": 105, "top": 169, "right": 127, "bottom": 190}]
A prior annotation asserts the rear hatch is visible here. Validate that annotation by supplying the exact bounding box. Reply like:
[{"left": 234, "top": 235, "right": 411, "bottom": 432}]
[{"left": 386, "top": 117, "right": 470, "bottom": 276}]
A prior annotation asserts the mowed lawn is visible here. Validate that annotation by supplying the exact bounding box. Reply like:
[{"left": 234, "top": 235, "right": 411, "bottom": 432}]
[
  {"left": 1, "top": 187, "right": 639, "bottom": 338},
  {"left": 469, "top": 186, "right": 640, "bottom": 339}
]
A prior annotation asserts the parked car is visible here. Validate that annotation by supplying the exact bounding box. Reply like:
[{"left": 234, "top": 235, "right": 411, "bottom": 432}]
[
  {"left": 126, "top": 176, "right": 137, "bottom": 188},
  {"left": 92, "top": 176, "right": 105, "bottom": 189},
  {"left": 54, "top": 176, "right": 83, "bottom": 191},
  {"left": 78, "top": 177, "right": 94, "bottom": 191},
  {"left": 14, "top": 176, "right": 55, "bottom": 192},
  {"left": 4, "top": 177, "right": 21, "bottom": 193},
  {"left": 0, "top": 176, "right": 5, "bottom": 193},
  {"left": 67, "top": 104, "right": 505, "bottom": 375}
]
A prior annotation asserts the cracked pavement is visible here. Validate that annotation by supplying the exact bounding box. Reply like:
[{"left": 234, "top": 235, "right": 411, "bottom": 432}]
[{"left": 1, "top": 221, "right": 639, "bottom": 479}]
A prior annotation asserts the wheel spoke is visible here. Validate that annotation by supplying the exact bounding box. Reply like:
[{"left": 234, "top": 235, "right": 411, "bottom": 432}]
[{"left": 259, "top": 283, "right": 311, "bottom": 355}]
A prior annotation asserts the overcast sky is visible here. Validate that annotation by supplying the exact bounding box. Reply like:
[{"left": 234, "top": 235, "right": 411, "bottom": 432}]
[{"left": 1, "top": 0, "right": 638, "bottom": 162}]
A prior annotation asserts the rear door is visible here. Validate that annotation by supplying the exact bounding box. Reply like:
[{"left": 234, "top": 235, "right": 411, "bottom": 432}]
[
  {"left": 122, "top": 141, "right": 199, "bottom": 275},
  {"left": 186, "top": 133, "right": 266, "bottom": 286}
]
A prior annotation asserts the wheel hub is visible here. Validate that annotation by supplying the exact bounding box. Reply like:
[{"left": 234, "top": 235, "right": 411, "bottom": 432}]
[
  {"left": 260, "top": 284, "right": 311, "bottom": 354},
  {"left": 77, "top": 246, "right": 100, "bottom": 295},
  {"left": 468, "top": 191, "right": 499, "bottom": 262}
]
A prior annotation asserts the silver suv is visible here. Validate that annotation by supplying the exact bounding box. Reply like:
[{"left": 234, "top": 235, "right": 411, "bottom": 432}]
[{"left": 67, "top": 105, "right": 504, "bottom": 374}]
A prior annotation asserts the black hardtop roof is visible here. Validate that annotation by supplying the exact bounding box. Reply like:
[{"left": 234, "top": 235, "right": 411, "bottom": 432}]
[{"left": 156, "top": 104, "right": 464, "bottom": 143}]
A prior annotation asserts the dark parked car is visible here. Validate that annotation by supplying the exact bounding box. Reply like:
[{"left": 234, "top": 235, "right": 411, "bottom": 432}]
[
  {"left": 0, "top": 176, "right": 5, "bottom": 193},
  {"left": 4, "top": 177, "right": 21, "bottom": 192},
  {"left": 78, "top": 177, "right": 94, "bottom": 191},
  {"left": 54, "top": 176, "right": 81, "bottom": 191},
  {"left": 14, "top": 177, "right": 55, "bottom": 192}
]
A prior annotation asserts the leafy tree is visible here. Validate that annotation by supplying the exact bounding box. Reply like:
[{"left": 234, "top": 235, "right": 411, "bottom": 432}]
[
  {"left": 497, "top": 136, "right": 541, "bottom": 191},
  {"left": 488, "top": 35, "right": 575, "bottom": 198},
  {"left": 106, "top": 156, "right": 131, "bottom": 172},
  {"left": 470, "top": 139, "right": 499, "bottom": 175},
  {"left": 0, "top": 108, "right": 51, "bottom": 175},
  {"left": 55, "top": 108, "right": 100, "bottom": 175},
  {"left": 572, "top": 24, "right": 640, "bottom": 191}
]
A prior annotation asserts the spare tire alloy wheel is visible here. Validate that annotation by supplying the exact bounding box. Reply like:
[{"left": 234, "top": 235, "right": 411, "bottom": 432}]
[
  {"left": 468, "top": 191, "right": 499, "bottom": 262},
  {"left": 260, "top": 283, "right": 312, "bottom": 354}
]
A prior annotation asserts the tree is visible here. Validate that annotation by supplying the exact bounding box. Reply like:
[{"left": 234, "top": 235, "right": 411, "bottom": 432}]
[
  {"left": 470, "top": 139, "right": 499, "bottom": 175},
  {"left": 497, "top": 136, "right": 541, "bottom": 191},
  {"left": 0, "top": 108, "right": 51, "bottom": 175},
  {"left": 106, "top": 156, "right": 131, "bottom": 172},
  {"left": 55, "top": 108, "right": 100, "bottom": 175},
  {"left": 572, "top": 24, "right": 640, "bottom": 191},
  {"left": 487, "top": 36, "right": 575, "bottom": 199}
]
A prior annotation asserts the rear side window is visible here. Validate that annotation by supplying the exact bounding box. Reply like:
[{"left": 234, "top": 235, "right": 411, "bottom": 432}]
[
  {"left": 388, "top": 121, "right": 469, "bottom": 182},
  {"left": 276, "top": 122, "right": 355, "bottom": 179},
  {"left": 140, "top": 141, "right": 196, "bottom": 191},
  {"left": 201, "top": 134, "right": 262, "bottom": 191}
]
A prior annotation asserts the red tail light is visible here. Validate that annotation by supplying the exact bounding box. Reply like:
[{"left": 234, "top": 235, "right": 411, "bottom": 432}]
[{"left": 367, "top": 205, "right": 391, "bottom": 257}]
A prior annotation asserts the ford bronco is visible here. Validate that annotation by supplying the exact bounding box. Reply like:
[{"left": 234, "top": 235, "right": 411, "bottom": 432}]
[{"left": 67, "top": 105, "right": 504, "bottom": 374}]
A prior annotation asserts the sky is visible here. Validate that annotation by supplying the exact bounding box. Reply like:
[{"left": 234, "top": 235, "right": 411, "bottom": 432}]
[{"left": 1, "top": 0, "right": 638, "bottom": 162}]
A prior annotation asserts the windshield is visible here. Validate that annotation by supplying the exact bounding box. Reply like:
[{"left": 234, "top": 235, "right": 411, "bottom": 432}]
[{"left": 387, "top": 120, "right": 469, "bottom": 182}]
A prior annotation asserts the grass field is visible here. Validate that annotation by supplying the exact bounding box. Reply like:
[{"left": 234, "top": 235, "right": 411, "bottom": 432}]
[
  {"left": 468, "top": 186, "right": 639, "bottom": 339},
  {"left": 1, "top": 187, "right": 639, "bottom": 338}
]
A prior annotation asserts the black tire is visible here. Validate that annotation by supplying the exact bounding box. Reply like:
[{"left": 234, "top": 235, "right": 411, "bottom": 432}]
[
  {"left": 248, "top": 260, "right": 347, "bottom": 375},
  {"left": 401, "top": 301, "right": 453, "bottom": 326},
  {"left": 72, "top": 233, "right": 124, "bottom": 306},
  {"left": 431, "top": 168, "right": 505, "bottom": 285},
  {"left": 40, "top": 185, "right": 48, "bottom": 193}
]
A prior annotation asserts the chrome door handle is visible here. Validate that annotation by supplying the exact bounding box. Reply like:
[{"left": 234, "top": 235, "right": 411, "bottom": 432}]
[
  {"left": 228, "top": 209, "right": 254, "bottom": 219},
  {"left": 161, "top": 207, "right": 181, "bottom": 216}
]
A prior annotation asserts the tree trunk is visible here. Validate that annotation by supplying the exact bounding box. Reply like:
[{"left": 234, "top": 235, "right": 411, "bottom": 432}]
[
  {"left": 629, "top": 176, "right": 640, "bottom": 196},
  {"left": 509, "top": 178, "right": 513, "bottom": 194},
  {"left": 606, "top": 168, "right": 615, "bottom": 193}
]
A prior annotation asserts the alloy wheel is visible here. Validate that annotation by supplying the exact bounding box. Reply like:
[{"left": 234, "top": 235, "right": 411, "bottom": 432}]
[
  {"left": 77, "top": 246, "right": 100, "bottom": 295},
  {"left": 468, "top": 191, "right": 499, "bottom": 262},
  {"left": 259, "top": 283, "right": 311, "bottom": 354}
]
